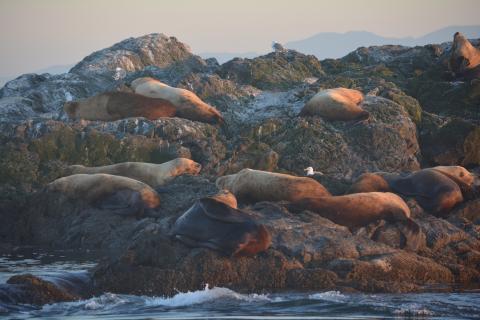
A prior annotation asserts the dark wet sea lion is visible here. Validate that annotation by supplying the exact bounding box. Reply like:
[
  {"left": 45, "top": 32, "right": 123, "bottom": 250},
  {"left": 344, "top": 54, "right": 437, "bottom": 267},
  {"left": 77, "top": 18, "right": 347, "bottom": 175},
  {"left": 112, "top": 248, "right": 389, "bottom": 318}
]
[
  {"left": 349, "top": 167, "right": 470, "bottom": 216},
  {"left": 171, "top": 197, "right": 271, "bottom": 257}
]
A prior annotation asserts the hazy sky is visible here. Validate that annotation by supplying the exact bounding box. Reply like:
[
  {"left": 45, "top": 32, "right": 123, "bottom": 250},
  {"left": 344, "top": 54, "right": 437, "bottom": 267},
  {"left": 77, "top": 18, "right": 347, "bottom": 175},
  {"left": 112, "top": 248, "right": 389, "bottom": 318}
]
[{"left": 0, "top": 0, "right": 479, "bottom": 78}]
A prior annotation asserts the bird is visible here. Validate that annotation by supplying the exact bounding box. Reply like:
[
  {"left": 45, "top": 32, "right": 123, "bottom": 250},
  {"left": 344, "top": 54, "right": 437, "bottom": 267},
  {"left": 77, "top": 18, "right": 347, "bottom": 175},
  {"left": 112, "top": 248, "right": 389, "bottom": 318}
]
[{"left": 304, "top": 167, "right": 324, "bottom": 176}]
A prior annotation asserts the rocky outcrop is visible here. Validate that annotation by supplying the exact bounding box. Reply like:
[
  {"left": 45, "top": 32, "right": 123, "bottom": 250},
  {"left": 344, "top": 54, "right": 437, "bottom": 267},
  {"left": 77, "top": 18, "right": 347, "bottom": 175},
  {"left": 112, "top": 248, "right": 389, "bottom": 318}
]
[
  {"left": 0, "top": 274, "right": 78, "bottom": 306},
  {"left": 218, "top": 50, "right": 324, "bottom": 90},
  {"left": 1, "top": 33, "right": 480, "bottom": 298},
  {"left": 246, "top": 96, "right": 419, "bottom": 178}
]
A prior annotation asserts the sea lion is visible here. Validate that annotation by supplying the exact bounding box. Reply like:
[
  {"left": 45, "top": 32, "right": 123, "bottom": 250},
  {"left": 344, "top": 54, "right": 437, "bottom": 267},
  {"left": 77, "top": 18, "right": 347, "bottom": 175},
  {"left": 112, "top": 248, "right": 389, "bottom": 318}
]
[
  {"left": 64, "top": 91, "right": 177, "bottom": 121},
  {"left": 299, "top": 87, "right": 369, "bottom": 121},
  {"left": 215, "top": 168, "right": 331, "bottom": 203},
  {"left": 130, "top": 77, "right": 224, "bottom": 124},
  {"left": 290, "top": 192, "right": 412, "bottom": 230},
  {"left": 171, "top": 197, "right": 271, "bottom": 257},
  {"left": 68, "top": 158, "right": 202, "bottom": 188},
  {"left": 430, "top": 165, "right": 475, "bottom": 195},
  {"left": 47, "top": 174, "right": 160, "bottom": 216},
  {"left": 349, "top": 167, "right": 468, "bottom": 216},
  {"left": 449, "top": 32, "right": 480, "bottom": 79}
]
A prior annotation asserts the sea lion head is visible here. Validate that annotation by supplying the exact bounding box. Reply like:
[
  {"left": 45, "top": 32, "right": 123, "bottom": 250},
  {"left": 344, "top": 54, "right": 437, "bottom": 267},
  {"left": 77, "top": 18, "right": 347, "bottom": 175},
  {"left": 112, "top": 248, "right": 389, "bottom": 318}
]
[
  {"left": 177, "top": 100, "right": 225, "bottom": 125},
  {"left": 63, "top": 101, "right": 79, "bottom": 119},
  {"left": 129, "top": 77, "right": 162, "bottom": 91},
  {"left": 172, "top": 158, "right": 202, "bottom": 176},
  {"left": 233, "top": 225, "right": 271, "bottom": 257},
  {"left": 432, "top": 166, "right": 475, "bottom": 194},
  {"left": 450, "top": 32, "right": 480, "bottom": 75},
  {"left": 139, "top": 188, "right": 161, "bottom": 209},
  {"left": 210, "top": 189, "right": 238, "bottom": 208},
  {"left": 215, "top": 174, "right": 237, "bottom": 191}
]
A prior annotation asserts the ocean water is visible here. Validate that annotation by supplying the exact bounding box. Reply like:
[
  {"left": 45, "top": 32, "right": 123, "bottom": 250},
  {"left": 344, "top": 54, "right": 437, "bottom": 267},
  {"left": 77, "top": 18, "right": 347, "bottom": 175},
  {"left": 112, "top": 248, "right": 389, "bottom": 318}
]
[{"left": 1, "top": 248, "right": 479, "bottom": 320}]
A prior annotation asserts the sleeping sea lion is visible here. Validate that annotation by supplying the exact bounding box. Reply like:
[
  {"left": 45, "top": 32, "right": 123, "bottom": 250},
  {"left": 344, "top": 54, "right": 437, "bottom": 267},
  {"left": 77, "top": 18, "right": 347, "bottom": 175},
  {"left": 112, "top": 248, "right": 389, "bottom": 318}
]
[
  {"left": 68, "top": 158, "right": 201, "bottom": 188},
  {"left": 215, "top": 168, "right": 331, "bottom": 203},
  {"left": 299, "top": 87, "right": 369, "bottom": 121},
  {"left": 348, "top": 166, "right": 473, "bottom": 216},
  {"left": 64, "top": 91, "right": 177, "bottom": 121},
  {"left": 130, "top": 77, "right": 224, "bottom": 124},
  {"left": 47, "top": 174, "right": 160, "bottom": 216}
]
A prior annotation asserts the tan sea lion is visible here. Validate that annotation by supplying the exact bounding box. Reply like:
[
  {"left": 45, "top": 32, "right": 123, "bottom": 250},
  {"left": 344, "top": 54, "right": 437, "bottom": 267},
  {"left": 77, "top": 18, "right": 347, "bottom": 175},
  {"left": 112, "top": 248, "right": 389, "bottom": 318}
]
[
  {"left": 68, "top": 158, "right": 202, "bottom": 188},
  {"left": 171, "top": 197, "right": 271, "bottom": 257},
  {"left": 64, "top": 91, "right": 177, "bottom": 121},
  {"left": 47, "top": 174, "right": 160, "bottom": 216},
  {"left": 215, "top": 168, "right": 331, "bottom": 203},
  {"left": 348, "top": 167, "right": 470, "bottom": 216},
  {"left": 299, "top": 87, "right": 369, "bottom": 121},
  {"left": 449, "top": 32, "right": 480, "bottom": 79},
  {"left": 130, "top": 77, "right": 224, "bottom": 124}
]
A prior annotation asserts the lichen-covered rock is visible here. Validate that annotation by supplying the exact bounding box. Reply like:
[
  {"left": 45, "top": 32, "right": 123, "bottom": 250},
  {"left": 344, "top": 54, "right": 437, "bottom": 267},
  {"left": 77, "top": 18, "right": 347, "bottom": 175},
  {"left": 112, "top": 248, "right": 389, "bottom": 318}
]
[
  {"left": 249, "top": 96, "right": 420, "bottom": 177},
  {"left": 419, "top": 115, "right": 480, "bottom": 166},
  {"left": 218, "top": 50, "right": 325, "bottom": 90},
  {"left": 70, "top": 34, "right": 197, "bottom": 78}
]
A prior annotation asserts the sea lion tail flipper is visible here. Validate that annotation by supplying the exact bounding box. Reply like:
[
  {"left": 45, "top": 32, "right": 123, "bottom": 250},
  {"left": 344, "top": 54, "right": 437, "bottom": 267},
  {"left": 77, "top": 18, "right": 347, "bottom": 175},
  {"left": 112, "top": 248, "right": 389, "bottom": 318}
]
[
  {"left": 398, "top": 218, "right": 425, "bottom": 251},
  {"left": 154, "top": 187, "right": 170, "bottom": 193},
  {"left": 97, "top": 190, "right": 144, "bottom": 217},
  {"left": 199, "top": 198, "right": 250, "bottom": 223},
  {"left": 175, "top": 234, "right": 232, "bottom": 256}
]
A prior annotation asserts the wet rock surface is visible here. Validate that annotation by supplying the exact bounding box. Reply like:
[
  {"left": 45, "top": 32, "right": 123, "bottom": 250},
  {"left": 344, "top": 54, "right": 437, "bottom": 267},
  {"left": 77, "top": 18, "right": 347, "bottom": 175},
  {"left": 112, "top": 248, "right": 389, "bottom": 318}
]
[{"left": 1, "top": 33, "right": 480, "bottom": 301}]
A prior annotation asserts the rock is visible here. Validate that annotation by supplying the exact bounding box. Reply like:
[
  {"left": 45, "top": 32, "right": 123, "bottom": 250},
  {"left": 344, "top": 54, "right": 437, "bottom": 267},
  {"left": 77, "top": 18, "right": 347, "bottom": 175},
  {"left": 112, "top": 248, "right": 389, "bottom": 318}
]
[
  {"left": 250, "top": 96, "right": 420, "bottom": 177},
  {"left": 71, "top": 34, "right": 198, "bottom": 79},
  {"left": 1, "top": 274, "right": 78, "bottom": 306},
  {"left": 92, "top": 198, "right": 460, "bottom": 295},
  {"left": 419, "top": 115, "right": 480, "bottom": 166},
  {"left": 218, "top": 49, "right": 325, "bottom": 90}
]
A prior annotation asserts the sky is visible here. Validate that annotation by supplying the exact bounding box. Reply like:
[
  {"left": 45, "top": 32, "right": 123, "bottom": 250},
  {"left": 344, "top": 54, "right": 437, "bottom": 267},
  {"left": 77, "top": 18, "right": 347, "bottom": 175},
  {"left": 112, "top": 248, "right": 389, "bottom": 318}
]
[{"left": 0, "top": 0, "right": 479, "bottom": 79}]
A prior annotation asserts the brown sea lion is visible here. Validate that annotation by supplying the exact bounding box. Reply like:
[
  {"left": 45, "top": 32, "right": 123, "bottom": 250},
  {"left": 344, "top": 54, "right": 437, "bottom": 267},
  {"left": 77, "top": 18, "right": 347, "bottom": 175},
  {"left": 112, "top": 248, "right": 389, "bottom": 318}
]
[
  {"left": 299, "top": 87, "right": 369, "bottom": 121},
  {"left": 130, "top": 77, "right": 224, "bottom": 124},
  {"left": 289, "top": 192, "right": 422, "bottom": 250},
  {"left": 68, "top": 158, "right": 201, "bottom": 188},
  {"left": 47, "top": 174, "right": 160, "bottom": 216},
  {"left": 449, "top": 32, "right": 480, "bottom": 79},
  {"left": 349, "top": 167, "right": 470, "bottom": 216},
  {"left": 291, "top": 192, "right": 412, "bottom": 230},
  {"left": 171, "top": 197, "right": 271, "bottom": 257},
  {"left": 215, "top": 168, "right": 331, "bottom": 203},
  {"left": 64, "top": 91, "right": 177, "bottom": 121}
]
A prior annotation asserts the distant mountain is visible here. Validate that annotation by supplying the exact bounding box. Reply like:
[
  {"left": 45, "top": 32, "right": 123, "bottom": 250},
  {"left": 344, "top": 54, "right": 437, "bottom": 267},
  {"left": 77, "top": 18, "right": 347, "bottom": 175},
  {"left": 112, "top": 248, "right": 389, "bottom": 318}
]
[
  {"left": 0, "top": 64, "right": 73, "bottom": 87},
  {"left": 198, "top": 51, "right": 262, "bottom": 64},
  {"left": 286, "top": 25, "right": 480, "bottom": 59}
]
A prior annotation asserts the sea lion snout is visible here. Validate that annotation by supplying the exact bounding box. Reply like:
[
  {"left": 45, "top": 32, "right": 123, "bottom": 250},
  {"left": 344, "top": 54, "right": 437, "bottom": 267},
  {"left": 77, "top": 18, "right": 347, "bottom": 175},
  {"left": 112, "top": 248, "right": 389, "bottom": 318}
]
[{"left": 63, "top": 101, "right": 78, "bottom": 118}]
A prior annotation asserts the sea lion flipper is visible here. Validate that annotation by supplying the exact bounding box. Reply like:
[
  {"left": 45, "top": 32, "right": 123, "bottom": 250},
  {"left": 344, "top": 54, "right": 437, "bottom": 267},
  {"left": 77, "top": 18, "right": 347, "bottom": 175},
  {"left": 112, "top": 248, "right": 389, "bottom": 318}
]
[
  {"left": 198, "top": 198, "right": 250, "bottom": 223},
  {"left": 175, "top": 235, "right": 232, "bottom": 256},
  {"left": 398, "top": 218, "right": 424, "bottom": 251},
  {"left": 97, "top": 190, "right": 143, "bottom": 216},
  {"left": 389, "top": 175, "right": 417, "bottom": 197}
]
